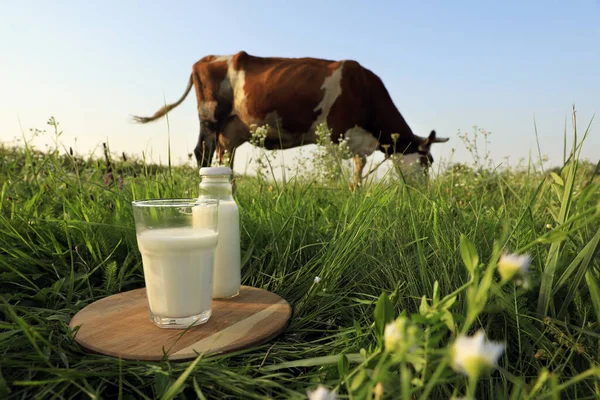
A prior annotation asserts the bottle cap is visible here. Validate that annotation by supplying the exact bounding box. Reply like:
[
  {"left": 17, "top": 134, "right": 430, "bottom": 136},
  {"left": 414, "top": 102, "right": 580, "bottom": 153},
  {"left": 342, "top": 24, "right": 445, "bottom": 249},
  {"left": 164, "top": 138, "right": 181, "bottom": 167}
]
[{"left": 199, "top": 167, "right": 232, "bottom": 176}]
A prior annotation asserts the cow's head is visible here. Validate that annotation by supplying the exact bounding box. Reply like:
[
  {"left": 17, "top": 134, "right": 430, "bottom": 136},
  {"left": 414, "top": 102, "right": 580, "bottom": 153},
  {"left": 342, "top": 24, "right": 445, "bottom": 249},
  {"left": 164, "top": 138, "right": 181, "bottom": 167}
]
[
  {"left": 194, "top": 122, "right": 218, "bottom": 168},
  {"left": 414, "top": 130, "right": 449, "bottom": 169},
  {"left": 388, "top": 130, "right": 449, "bottom": 174}
]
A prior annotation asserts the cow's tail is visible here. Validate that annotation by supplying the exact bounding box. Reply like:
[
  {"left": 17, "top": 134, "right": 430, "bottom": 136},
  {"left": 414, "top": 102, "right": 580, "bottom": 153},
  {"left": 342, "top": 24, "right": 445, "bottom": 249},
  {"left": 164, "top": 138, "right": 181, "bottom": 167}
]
[{"left": 132, "top": 74, "right": 194, "bottom": 123}]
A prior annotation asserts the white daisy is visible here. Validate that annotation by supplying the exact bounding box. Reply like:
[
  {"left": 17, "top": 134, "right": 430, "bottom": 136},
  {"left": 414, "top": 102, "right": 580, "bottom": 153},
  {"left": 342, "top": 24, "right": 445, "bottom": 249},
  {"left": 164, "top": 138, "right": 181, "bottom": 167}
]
[
  {"left": 307, "top": 385, "right": 336, "bottom": 400},
  {"left": 384, "top": 320, "right": 403, "bottom": 351},
  {"left": 497, "top": 252, "right": 532, "bottom": 287},
  {"left": 452, "top": 330, "right": 504, "bottom": 379}
]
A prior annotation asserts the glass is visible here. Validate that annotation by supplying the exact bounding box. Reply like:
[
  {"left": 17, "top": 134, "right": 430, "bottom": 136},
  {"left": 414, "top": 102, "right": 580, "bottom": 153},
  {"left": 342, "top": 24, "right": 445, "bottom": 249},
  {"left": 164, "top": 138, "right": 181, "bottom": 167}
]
[{"left": 132, "top": 198, "right": 219, "bottom": 329}]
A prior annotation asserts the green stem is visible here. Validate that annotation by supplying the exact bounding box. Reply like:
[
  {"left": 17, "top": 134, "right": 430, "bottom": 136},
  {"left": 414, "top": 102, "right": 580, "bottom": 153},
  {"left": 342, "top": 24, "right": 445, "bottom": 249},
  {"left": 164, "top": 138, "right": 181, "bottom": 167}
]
[
  {"left": 335, "top": 349, "right": 382, "bottom": 392},
  {"left": 400, "top": 362, "right": 411, "bottom": 399},
  {"left": 467, "top": 375, "right": 479, "bottom": 400},
  {"left": 370, "top": 351, "right": 389, "bottom": 382},
  {"left": 418, "top": 359, "right": 449, "bottom": 400},
  {"left": 439, "top": 277, "right": 474, "bottom": 307}
]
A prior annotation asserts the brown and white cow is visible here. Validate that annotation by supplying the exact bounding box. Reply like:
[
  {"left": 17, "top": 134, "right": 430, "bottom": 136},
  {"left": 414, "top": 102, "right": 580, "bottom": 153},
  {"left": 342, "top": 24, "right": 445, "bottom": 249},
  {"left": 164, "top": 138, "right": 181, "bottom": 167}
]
[{"left": 133, "top": 51, "right": 448, "bottom": 185}]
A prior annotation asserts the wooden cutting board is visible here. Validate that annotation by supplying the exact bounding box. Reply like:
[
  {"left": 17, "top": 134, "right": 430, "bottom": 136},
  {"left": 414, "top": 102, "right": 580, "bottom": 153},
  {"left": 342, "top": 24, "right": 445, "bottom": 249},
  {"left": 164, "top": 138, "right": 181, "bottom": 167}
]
[{"left": 69, "top": 286, "right": 292, "bottom": 361}]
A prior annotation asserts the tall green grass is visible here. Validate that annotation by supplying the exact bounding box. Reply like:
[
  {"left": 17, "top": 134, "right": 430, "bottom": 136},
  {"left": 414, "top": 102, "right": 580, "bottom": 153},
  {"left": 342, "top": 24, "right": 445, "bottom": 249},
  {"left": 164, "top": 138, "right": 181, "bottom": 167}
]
[{"left": 0, "top": 115, "right": 599, "bottom": 399}]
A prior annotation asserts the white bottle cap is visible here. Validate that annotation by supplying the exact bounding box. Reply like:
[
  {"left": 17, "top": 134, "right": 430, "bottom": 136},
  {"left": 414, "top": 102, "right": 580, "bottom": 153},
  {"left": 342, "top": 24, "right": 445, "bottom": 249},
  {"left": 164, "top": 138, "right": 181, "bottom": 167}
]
[{"left": 199, "top": 167, "right": 232, "bottom": 176}]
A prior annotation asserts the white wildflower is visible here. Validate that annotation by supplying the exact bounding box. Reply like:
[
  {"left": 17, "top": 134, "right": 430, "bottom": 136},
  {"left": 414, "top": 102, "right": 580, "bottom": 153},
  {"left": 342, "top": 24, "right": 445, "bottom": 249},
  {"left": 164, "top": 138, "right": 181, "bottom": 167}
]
[
  {"left": 546, "top": 224, "right": 552, "bottom": 229},
  {"left": 451, "top": 330, "right": 504, "bottom": 379},
  {"left": 497, "top": 252, "right": 532, "bottom": 288},
  {"left": 384, "top": 316, "right": 418, "bottom": 355},
  {"left": 384, "top": 321, "right": 403, "bottom": 351},
  {"left": 249, "top": 124, "right": 269, "bottom": 147},
  {"left": 314, "top": 276, "right": 321, "bottom": 284},
  {"left": 307, "top": 385, "right": 336, "bottom": 400}
]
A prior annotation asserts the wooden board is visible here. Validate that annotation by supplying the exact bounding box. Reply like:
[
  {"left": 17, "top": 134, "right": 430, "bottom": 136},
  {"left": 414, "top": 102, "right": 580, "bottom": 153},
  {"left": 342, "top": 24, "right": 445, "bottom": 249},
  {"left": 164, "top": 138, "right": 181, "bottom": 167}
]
[{"left": 69, "top": 286, "right": 292, "bottom": 361}]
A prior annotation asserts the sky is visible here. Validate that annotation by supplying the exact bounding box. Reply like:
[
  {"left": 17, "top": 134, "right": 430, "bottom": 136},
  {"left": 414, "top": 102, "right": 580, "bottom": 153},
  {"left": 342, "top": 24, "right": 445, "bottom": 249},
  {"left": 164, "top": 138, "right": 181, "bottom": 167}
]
[{"left": 1, "top": 1, "right": 599, "bottom": 177}]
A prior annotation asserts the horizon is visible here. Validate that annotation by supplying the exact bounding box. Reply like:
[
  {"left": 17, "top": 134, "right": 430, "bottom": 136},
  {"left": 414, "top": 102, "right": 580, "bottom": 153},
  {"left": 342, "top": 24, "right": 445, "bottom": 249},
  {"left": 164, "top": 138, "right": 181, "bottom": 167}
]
[{"left": 1, "top": 1, "right": 598, "bottom": 178}]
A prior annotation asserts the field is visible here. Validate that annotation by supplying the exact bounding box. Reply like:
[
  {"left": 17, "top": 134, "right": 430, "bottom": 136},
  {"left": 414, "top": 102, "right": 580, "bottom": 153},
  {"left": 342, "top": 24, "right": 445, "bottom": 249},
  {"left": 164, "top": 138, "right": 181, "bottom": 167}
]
[{"left": 1, "top": 118, "right": 600, "bottom": 399}]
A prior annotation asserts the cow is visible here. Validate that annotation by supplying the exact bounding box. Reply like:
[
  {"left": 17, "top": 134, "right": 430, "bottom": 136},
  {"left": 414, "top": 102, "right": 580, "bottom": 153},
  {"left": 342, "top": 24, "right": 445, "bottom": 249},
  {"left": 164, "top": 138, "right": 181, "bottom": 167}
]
[{"left": 132, "top": 51, "right": 448, "bottom": 186}]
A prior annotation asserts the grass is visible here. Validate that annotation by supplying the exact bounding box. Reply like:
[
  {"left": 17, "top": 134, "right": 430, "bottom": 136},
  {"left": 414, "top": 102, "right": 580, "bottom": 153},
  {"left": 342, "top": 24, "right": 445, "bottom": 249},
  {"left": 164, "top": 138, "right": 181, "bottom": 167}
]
[{"left": 1, "top": 115, "right": 600, "bottom": 399}]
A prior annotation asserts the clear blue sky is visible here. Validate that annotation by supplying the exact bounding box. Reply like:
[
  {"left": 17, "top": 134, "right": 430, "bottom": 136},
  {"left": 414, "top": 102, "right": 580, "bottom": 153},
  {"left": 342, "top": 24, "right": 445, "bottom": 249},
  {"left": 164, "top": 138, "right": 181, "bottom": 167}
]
[{"left": 1, "top": 0, "right": 598, "bottom": 173}]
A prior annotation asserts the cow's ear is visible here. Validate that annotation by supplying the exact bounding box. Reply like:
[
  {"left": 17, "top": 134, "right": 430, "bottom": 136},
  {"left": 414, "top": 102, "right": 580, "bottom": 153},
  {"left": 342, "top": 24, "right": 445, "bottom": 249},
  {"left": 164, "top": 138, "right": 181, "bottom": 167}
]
[
  {"left": 429, "top": 130, "right": 449, "bottom": 144},
  {"left": 419, "top": 130, "right": 449, "bottom": 152},
  {"left": 428, "top": 130, "right": 436, "bottom": 142}
]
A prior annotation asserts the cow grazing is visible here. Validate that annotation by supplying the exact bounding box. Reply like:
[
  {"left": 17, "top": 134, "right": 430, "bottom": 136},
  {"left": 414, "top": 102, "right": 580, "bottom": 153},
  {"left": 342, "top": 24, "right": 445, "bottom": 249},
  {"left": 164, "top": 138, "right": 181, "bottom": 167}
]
[{"left": 133, "top": 51, "right": 448, "bottom": 185}]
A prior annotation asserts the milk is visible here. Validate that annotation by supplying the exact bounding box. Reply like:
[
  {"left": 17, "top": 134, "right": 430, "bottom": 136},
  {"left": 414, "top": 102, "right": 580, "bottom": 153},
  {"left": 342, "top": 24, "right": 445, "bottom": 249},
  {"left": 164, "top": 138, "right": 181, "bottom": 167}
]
[
  {"left": 197, "top": 167, "right": 242, "bottom": 299},
  {"left": 211, "top": 200, "right": 242, "bottom": 298},
  {"left": 136, "top": 227, "right": 218, "bottom": 318}
]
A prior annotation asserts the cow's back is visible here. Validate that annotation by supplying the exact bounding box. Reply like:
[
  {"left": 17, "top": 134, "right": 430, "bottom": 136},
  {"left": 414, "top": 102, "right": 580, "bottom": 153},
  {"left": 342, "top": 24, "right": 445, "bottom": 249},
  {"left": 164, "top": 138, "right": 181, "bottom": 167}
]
[{"left": 228, "top": 52, "right": 346, "bottom": 135}]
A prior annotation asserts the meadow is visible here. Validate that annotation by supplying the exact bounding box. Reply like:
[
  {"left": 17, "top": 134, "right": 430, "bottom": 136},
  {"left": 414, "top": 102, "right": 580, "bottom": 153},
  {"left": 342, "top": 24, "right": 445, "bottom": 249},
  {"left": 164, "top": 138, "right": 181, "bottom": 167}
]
[{"left": 1, "top": 116, "right": 599, "bottom": 399}]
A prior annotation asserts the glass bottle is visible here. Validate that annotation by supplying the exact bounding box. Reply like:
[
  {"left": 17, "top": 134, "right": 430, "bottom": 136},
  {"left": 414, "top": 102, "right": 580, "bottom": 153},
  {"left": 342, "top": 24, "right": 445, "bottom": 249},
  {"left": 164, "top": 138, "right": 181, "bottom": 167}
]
[{"left": 198, "top": 167, "right": 241, "bottom": 299}]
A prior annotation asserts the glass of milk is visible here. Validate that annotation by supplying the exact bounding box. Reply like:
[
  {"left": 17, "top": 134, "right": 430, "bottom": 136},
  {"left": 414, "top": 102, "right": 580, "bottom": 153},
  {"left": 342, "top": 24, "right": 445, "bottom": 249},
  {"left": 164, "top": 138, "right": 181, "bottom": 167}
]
[
  {"left": 132, "top": 198, "right": 219, "bottom": 329},
  {"left": 198, "top": 167, "right": 241, "bottom": 299}
]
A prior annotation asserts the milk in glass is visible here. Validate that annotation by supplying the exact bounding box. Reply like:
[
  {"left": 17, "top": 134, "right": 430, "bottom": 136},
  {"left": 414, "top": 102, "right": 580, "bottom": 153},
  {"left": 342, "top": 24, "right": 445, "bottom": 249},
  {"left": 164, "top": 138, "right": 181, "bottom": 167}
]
[{"left": 137, "top": 226, "right": 218, "bottom": 318}]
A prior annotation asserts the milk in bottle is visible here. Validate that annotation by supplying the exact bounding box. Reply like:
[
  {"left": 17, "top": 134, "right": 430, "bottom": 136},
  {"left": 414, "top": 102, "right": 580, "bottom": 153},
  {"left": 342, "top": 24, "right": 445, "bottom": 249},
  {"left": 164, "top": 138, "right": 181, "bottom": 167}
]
[{"left": 198, "top": 167, "right": 241, "bottom": 299}]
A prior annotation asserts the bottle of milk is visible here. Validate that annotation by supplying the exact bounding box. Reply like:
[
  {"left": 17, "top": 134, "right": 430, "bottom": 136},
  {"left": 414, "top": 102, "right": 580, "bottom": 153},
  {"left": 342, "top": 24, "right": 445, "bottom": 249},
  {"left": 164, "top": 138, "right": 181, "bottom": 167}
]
[{"left": 198, "top": 167, "right": 241, "bottom": 299}]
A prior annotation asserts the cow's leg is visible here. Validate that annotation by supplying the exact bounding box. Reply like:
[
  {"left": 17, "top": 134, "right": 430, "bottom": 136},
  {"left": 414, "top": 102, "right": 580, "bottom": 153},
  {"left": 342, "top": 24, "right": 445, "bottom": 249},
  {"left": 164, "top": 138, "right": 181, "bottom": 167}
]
[
  {"left": 194, "top": 120, "right": 218, "bottom": 168},
  {"left": 351, "top": 154, "right": 367, "bottom": 190},
  {"left": 228, "top": 146, "right": 238, "bottom": 170}
]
